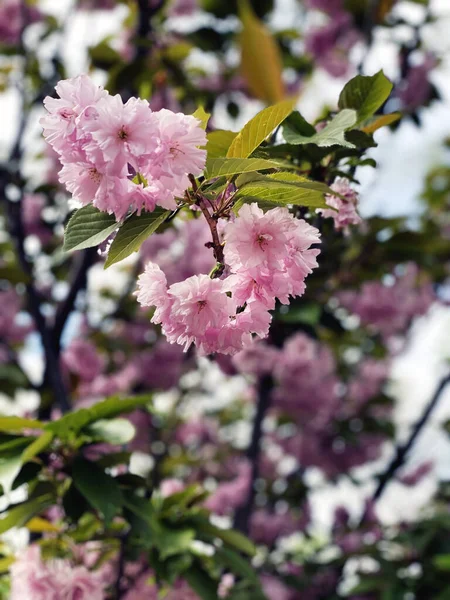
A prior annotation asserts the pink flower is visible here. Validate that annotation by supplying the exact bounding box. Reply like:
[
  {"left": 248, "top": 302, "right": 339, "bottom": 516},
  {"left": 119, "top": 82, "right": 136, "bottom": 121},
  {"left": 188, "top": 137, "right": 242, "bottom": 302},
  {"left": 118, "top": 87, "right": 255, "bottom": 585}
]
[
  {"left": 85, "top": 95, "right": 157, "bottom": 171},
  {"left": 135, "top": 262, "right": 170, "bottom": 322},
  {"left": 151, "top": 109, "right": 207, "bottom": 182},
  {"left": 218, "top": 574, "right": 235, "bottom": 598},
  {"left": 62, "top": 339, "right": 105, "bottom": 382},
  {"left": 166, "top": 274, "right": 235, "bottom": 351},
  {"left": 225, "top": 203, "right": 321, "bottom": 309},
  {"left": 319, "top": 177, "right": 361, "bottom": 231},
  {"left": 10, "top": 545, "right": 104, "bottom": 600},
  {"left": 260, "top": 575, "right": 293, "bottom": 600},
  {"left": 204, "top": 459, "right": 251, "bottom": 515},
  {"left": 42, "top": 75, "right": 207, "bottom": 221},
  {"left": 41, "top": 74, "right": 107, "bottom": 157},
  {"left": 338, "top": 263, "right": 434, "bottom": 339},
  {"left": 224, "top": 203, "right": 292, "bottom": 270},
  {"left": 59, "top": 160, "right": 132, "bottom": 220},
  {"left": 137, "top": 204, "right": 320, "bottom": 355},
  {"left": 305, "top": 12, "right": 360, "bottom": 78},
  {"left": 0, "top": 0, "right": 41, "bottom": 46},
  {"left": 160, "top": 478, "right": 185, "bottom": 497}
]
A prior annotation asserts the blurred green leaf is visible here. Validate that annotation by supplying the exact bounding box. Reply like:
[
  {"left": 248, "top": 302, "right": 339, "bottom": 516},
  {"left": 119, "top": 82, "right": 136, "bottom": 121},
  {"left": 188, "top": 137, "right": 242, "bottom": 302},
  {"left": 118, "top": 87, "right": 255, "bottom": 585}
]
[
  {"left": 238, "top": 0, "right": 284, "bottom": 103},
  {"left": 85, "top": 418, "right": 136, "bottom": 445},
  {"left": 72, "top": 457, "right": 123, "bottom": 524}
]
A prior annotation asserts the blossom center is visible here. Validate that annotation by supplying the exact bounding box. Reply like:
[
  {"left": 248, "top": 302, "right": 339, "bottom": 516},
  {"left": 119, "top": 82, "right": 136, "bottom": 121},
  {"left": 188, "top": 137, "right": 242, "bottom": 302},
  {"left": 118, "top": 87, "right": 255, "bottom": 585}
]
[
  {"left": 88, "top": 168, "right": 102, "bottom": 184},
  {"left": 256, "top": 233, "right": 272, "bottom": 249},
  {"left": 197, "top": 300, "right": 207, "bottom": 313},
  {"left": 118, "top": 126, "right": 129, "bottom": 140}
]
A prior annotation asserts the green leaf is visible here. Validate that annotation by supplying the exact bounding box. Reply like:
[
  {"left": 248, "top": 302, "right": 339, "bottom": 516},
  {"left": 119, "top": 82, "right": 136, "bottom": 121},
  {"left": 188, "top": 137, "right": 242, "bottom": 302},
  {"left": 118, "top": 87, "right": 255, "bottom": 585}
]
[
  {"left": 205, "top": 157, "right": 281, "bottom": 179},
  {"left": 277, "top": 303, "right": 321, "bottom": 325},
  {"left": 266, "top": 172, "right": 338, "bottom": 195},
  {"left": 63, "top": 205, "right": 118, "bottom": 252},
  {"left": 206, "top": 130, "right": 238, "bottom": 158},
  {"left": 238, "top": 0, "right": 284, "bottom": 104},
  {"left": 0, "top": 495, "right": 53, "bottom": 534},
  {"left": 0, "top": 454, "right": 23, "bottom": 497},
  {"left": 184, "top": 564, "right": 218, "bottom": 600},
  {"left": 22, "top": 431, "right": 54, "bottom": 463},
  {"left": 215, "top": 547, "right": 260, "bottom": 585},
  {"left": 85, "top": 418, "right": 136, "bottom": 445},
  {"left": 159, "top": 526, "right": 196, "bottom": 559},
  {"left": 282, "top": 111, "right": 316, "bottom": 138},
  {"left": 192, "top": 106, "right": 211, "bottom": 130},
  {"left": 234, "top": 174, "right": 330, "bottom": 211},
  {"left": 104, "top": 208, "right": 170, "bottom": 268},
  {"left": 433, "top": 554, "right": 450, "bottom": 571},
  {"left": 338, "top": 71, "right": 393, "bottom": 125},
  {"left": 196, "top": 520, "right": 256, "bottom": 556},
  {"left": 0, "top": 416, "right": 43, "bottom": 433},
  {"left": 72, "top": 457, "right": 123, "bottom": 524},
  {"left": 46, "top": 395, "right": 152, "bottom": 438},
  {"left": 283, "top": 109, "right": 357, "bottom": 147},
  {"left": 227, "top": 98, "right": 297, "bottom": 158},
  {"left": 0, "top": 556, "right": 14, "bottom": 573}
]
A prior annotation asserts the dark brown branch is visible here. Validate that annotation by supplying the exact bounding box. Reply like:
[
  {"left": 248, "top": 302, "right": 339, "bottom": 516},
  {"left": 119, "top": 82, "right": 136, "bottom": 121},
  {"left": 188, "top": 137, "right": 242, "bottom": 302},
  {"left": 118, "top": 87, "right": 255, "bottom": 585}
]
[
  {"left": 372, "top": 371, "right": 450, "bottom": 502},
  {"left": 6, "top": 197, "right": 71, "bottom": 414},
  {"left": 233, "top": 375, "right": 273, "bottom": 534},
  {"left": 52, "top": 247, "right": 97, "bottom": 353}
]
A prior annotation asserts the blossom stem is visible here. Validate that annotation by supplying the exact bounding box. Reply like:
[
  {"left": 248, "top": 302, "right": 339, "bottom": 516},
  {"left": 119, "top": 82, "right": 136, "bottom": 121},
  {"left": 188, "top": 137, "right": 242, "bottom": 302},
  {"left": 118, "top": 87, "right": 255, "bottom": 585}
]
[{"left": 189, "top": 174, "right": 225, "bottom": 276}]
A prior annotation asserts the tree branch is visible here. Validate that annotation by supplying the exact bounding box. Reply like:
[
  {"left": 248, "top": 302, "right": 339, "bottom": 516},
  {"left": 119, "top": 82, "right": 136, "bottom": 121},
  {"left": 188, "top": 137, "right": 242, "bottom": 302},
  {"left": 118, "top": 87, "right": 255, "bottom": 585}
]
[
  {"left": 52, "top": 247, "right": 97, "bottom": 353},
  {"left": 372, "top": 371, "right": 450, "bottom": 502},
  {"left": 234, "top": 375, "right": 273, "bottom": 534}
]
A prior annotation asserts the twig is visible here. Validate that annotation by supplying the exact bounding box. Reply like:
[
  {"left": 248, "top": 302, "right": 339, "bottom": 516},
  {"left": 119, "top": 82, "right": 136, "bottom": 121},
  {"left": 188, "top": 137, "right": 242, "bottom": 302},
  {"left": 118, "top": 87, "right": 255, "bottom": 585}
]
[
  {"left": 372, "top": 371, "right": 450, "bottom": 502},
  {"left": 188, "top": 174, "right": 225, "bottom": 273},
  {"left": 114, "top": 533, "right": 129, "bottom": 599},
  {"left": 233, "top": 375, "right": 273, "bottom": 535}
]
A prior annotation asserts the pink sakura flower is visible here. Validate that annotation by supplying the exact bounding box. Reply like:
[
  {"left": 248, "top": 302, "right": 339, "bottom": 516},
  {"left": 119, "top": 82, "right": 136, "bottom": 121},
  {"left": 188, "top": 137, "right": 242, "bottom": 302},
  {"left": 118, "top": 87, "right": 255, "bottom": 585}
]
[
  {"left": 225, "top": 203, "right": 321, "bottom": 308},
  {"left": 204, "top": 459, "right": 251, "bottom": 515},
  {"left": 224, "top": 203, "right": 292, "bottom": 270},
  {"left": 218, "top": 574, "right": 235, "bottom": 598},
  {"left": 319, "top": 177, "right": 361, "bottom": 231},
  {"left": 41, "top": 74, "right": 107, "bottom": 157},
  {"left": 152, "top": 109, "right": 207, "bottom": 181},
  {"left": 160, "top": 478, "right": 185, "bottom": 497},
  {"left": 61, "top": 339, "right": 105, "bottom": 382},
  {"left": 85, "top": 95, "right": 157, "bottom": 171},
  {"left": 42, "top": 75, "right": 207, "bottom": 220},
  {"left": 136, "top": 204, "right": 320, "bottom": 355},
  {"left": 10, "top": 545, "right": 104, "bottom": 600},
  {"left": 58, "top": 160, "right": 133, "bottom": 220},
  {"left": 165, "top": 274, "right": 235, "bottom": 351}
]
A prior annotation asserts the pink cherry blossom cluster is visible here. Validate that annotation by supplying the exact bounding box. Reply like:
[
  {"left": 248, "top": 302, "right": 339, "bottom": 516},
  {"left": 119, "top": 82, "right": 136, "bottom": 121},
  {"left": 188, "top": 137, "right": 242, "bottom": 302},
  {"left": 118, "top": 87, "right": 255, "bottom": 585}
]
[
  {"left": 320, "top": 177, "right": 361, "bottom": 232},
  {"left": 136, "top": 203, "right": 321, "bottom": 355},
  {"left": 41, "top": 75, "right": 207, "bottom": 220},
  {"left": 10, "top": 545, "right": 104, "bottom": 600},
  {"left": 338, "top": 263, "right": 434, "bottom": 339}
]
